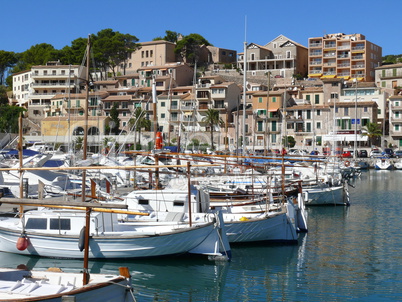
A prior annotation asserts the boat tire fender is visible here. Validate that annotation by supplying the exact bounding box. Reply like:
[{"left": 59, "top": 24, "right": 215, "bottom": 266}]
[
  {"left": 345, "top": 161, "right": 350, "bottom": 167},
  {"left": 78, "top": 226, "right": 86, "bottom": 252}
]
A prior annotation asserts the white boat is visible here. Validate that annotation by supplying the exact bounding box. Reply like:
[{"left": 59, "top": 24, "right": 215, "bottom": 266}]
[
  {"left": 303, "top": 183, "right": 347, "bottom": 206},
  {"left": 0, "top": 266, "right": 134, "bottom": 301},
  {"left": 394, "top": 159, "right": 402, "bottom": 170},
  {"left": 114, "top": 184, "right": 307, "bottom": 244},
  {"left": 0, "top": 200, "right": 231, "bottom": 260},
  {"left": 374, "top": 158, "right": 393, "bottom": 170}
]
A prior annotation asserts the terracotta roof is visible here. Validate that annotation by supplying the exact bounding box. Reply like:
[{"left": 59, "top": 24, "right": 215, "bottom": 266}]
[
  {"left": 95, "top": 80, "right": 118, "bottom": 84},
  {"left": 103, "top": 95, "right": 132, "bottom": 101}
]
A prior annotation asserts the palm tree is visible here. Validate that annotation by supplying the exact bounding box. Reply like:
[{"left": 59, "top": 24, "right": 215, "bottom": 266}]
[
  {"left": 202, "top": 108, "right": 224, "bottom": 150},
  {"left": 361, "top": 122, "right": 382, "bottom": 146},
  {"left": 128, "top": 107, "right": 151, "bottom": 150}
]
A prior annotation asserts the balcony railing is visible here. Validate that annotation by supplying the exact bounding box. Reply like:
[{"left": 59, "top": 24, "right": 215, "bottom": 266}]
[{"left": 309, "top": 43, "right": 322, "bottom": 48}]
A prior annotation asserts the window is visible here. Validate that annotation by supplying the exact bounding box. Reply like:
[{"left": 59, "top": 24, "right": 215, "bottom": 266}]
[
  {"left": 26, "top": 218, "right": 47, "bottom": 230},
  {"left": 378, "top": 109, "right": 381, "bottom": 115},
  {"left": 396, "top": 112, "right": 400, "bottom": 118},
  {"left": 90, "top": 98, "right": 97, "bottom": 106},
  {"left": 306, "top": 110, "right": 311, "bottom": 119},
  {"left": 316, "top": 110, "right": 321, "bottom": 116},
  {"left": 272, "top": 97, "right": 276, "bottom": 103},
  {"left": 344, "top": 108, "right": 349, "bottom": 115},
  {"left": 50, "top": 218, "right": 71, "bottom": 230},
  {"left": 161, "top": 102, "right": 166, "bottom": 107},
  {"left": 259, "top": 97, "right": 263, "bottom": 103},
  {"left": 306, "top": 95, "right": 310, "bottom": 101},
  {"left": 122, "top": 102, "right": 128, "bottom": 109},
  {"left": 330, "top": 93, "right": 338, "bottom": 99},
  {"left": 364, "top": 106, "right": 368, "bottom": 113},
  {"left": 257, "top": 121, "right": 263, "bottom": 131},
  {"left": 317, "top": 122, "right": 321, "bottom": 129},
  {"left": 306, "top": 122, "right": 311, "bottom": 132},
  {"left": 161, "top": 113, "right": 165, "bottom": 118},
  {"left": 315, "top": 95, "right": 320, "bottom": 104},
  {"left": 395, "top": 124, "right": 400, "bottom": 131}
]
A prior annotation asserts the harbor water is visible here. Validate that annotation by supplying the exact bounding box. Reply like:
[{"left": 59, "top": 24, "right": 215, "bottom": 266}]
[{"left": 1, "top": 169, "right": 401, "bottom": 301}]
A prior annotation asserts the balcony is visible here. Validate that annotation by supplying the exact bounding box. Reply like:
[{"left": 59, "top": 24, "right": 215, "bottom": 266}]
[
  {"left": 309, "top": 43, "right": 322, "bottom": 48},
  {"left": 337, "top": 45, "right": 350, "bottom": 50},
  {"left": 310, "top": 61, "right": 322, "bottom": 65},
  {"left": 324, "top": 43, "right": 336, "bottom": 49},
  {"left": 310, "top": 51, "right": 322, "bottom": 57},
  {"left": 196, "top": 83, "right": 211, "bottom": 89},
  {"left": 32, "top": 72, "right": 77, "bottom": 79},
  {"left": 337, "top": 63, "right": 350, "bottom": 68},
  {"left": 352, "top": 64, "right": 365, "bottom": 69}
]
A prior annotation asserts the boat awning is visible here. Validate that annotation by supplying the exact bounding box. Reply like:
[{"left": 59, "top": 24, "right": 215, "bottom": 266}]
[{"left": 322, "top": 133, "right": 368, "bottom": 142}]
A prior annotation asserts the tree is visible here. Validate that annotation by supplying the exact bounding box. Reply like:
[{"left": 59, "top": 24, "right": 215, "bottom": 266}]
[
  {"left": 128, "top": 107, "right": 151, "bottom": 149},
  {"left": 361, "top": 122, "right": 382, "bottom": 146},
  {"left": 92, "top": 29, "right": 140, "bottom": 78},
  {"left": 0, "top": 51, "right": 17, "bottom": 85},
  {"left": 0, "top": 86, "right": 9, "bottom": 105},
  {"left": 282, "top": 136, "right": 296, "bottom": 148},
  {"left": 202, "top": 108, "right": 224, "bottom": 150},
  {"left": 58, "top": 37, "right": 88, "bottom": 65},
  {"left": 0, "top": 105, "right": 26, "bottom": 133},
  {"left": 109, "top": 103, "right": 120, "bottom": 135},
  {"left": 174, "top": 33, "right": 211, "bottom": 64},
  {"left": 12, "top": 43, "right": 59, "bottom": 73},
  {"left": 153, "top": 30, "right": 180, "bottom": 43}
]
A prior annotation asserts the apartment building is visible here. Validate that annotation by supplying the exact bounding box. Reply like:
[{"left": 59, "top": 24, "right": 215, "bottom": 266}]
[
  {"left": 388, "top": 95, "right": 402, "bottom": 147},
  {"left": 237, "top": 35, "right": 308, "bottom": 78},
  {"left": 251, "top": 89, "right": 284, "bottom": 149},
  {"left": 308, "top": 33, "right": 382, "bottom": 82},
  {"left": 122, "top": 40, "right": 177, "bottom": 74},
  {"left": 375, "top": 63, "right": 402, "bottom": 95},
  {"left": 11, "top": 62, "right": 86, "bottom": 135}
]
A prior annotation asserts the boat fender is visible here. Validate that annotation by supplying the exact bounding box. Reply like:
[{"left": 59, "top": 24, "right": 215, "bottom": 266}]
[
  {"left": 344, "top": 161, "right": 350, "bottom": 167},
  {"left": 16, "top": 235, "right": 29, "bottom": 251},
  {"left": 239, "top": 217, "right": 249, "bottom": 221},
  {"left": 78, "top": 226, "right": 86, "bottom": 252}
]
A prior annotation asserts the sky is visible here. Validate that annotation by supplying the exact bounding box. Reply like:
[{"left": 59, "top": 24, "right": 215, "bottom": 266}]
[{"left": 1, "top": 0, "right": 401, "bottom": 56}]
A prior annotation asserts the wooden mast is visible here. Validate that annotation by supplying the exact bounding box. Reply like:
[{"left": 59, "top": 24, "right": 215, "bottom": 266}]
[{"left": 82, "top": 35, "right": 91, "bottom": 285}]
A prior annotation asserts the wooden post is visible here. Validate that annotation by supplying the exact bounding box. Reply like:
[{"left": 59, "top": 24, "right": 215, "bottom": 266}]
[{"left": 187, "top": 162, "right": 192, "bottom": 227}]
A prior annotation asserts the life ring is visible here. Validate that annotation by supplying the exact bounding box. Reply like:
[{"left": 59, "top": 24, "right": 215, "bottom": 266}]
[{"left": 344, "top": 161, "right": 350, "bottom": 167}]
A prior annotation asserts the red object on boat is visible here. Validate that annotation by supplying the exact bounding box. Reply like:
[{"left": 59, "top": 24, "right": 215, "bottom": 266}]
[
  {"left": 16, "top": 235, "right": 29, "bottom": 251},
  {"left": 155, "top": 132, "right": 163, "bottom": 149}
]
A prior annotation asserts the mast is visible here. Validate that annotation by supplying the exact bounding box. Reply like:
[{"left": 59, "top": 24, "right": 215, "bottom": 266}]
[
  {"left": 264, "top": 71, "right": 271, "bottom": 156},
  {"left": 242, "top": 24, "right": 247, "bottom": 155},
  {"left": 82, "top": 35, "right": 91, "bottom": 286}
]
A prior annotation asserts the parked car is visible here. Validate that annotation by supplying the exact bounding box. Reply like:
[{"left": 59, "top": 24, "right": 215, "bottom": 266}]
[
  {"left": 288, "top": 149, "right": 309, "bottom": 156},
  {"left": 370, "top": 149, "right": 382, "bottom": 158},
  {"left": 382, "top": 148, "right": 395, "bottom": 158},
  {"left": 395, "top": 150, "right": 402, "bottom": 158},
  {"left": 358, "top": 150, "right": 368, "bottom": 158},
  {"left": 341, "top": 151, "right": 352, "bottom": 158}
]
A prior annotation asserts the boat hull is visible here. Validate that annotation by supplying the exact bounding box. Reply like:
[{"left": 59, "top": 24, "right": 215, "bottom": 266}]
[
  {"left": 304, "top": 185, "right": 345, "bottom": 206},
  {"left": 223, "top": 210, "right": 298, "bottom": 243},
  {"left": 0, "top": 223, "right": 217, "bottom": 259}
]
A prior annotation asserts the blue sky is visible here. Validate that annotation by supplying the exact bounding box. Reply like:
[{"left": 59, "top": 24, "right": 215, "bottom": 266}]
[{"left": 2, "top": 0, "right": 400, "bottom": 56}]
